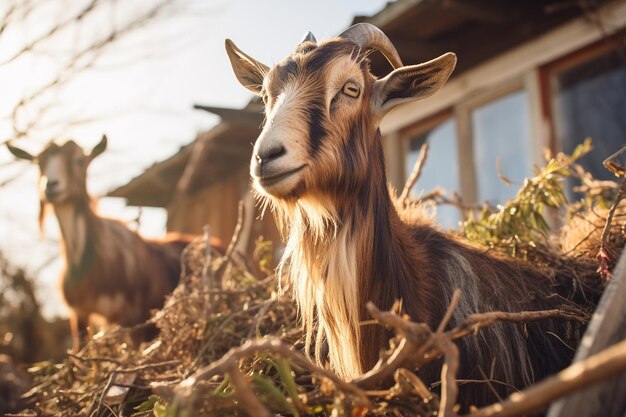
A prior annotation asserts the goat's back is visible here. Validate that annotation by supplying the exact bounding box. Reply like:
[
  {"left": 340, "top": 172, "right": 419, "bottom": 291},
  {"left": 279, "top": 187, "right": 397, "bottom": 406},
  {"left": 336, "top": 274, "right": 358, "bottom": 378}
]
[
  {"left": 404, "top": 218, "right": 602, "bottom": 407},
  {"left": 63, "top": 220, "right": 193, "bottom": 326}
]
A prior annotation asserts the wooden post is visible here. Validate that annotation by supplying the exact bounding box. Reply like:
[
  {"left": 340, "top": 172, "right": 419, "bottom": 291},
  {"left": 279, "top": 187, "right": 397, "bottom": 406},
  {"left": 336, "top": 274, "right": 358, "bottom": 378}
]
[{"left": 547, "top": 246, "right": 626, "bottom": 417}]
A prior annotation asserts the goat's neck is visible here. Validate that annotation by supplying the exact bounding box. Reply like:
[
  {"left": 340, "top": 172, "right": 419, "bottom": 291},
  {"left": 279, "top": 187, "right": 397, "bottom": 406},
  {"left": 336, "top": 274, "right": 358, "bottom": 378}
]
[
  {"left": 283, "top": 128, "right": 410, "bottom": 378},
  {"left": 53, "top": 198, "right": 99, "bottom": 282}
]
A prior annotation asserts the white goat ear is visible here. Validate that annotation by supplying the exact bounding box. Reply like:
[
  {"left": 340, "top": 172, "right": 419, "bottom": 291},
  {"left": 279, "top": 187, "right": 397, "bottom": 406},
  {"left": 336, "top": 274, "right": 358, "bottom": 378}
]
[
  {"left": 89, "top": 134, "right": 107, "bottom": 160},
  {"left": 6, "top": 142, "right": 34, "bottom": 161},
  {"left": 225, "top": 39, "right": 269, "bottom": 94},
  {"left": 373, "top": 52, "right": 456, "bottom": 115}
]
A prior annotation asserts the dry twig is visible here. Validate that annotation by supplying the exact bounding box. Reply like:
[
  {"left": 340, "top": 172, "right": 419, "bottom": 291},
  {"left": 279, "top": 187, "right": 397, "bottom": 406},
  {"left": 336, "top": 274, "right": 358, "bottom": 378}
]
[
  {"left": 437, "top": 338, "right": 460, "bottom": 417},
  {"left": 448, "top": 309, "right": 588, "bottom": 340},
  {"left": 229, "top": 366, "right": 273, "bottom": 417},
  {"left": 597, "top": 171, "right": 626, "bottom": 278},
  {"left": 400, "top": 142, "right": 429, "bottom": 204},
  {"left": 214, "top": 200, "right": 246, "bottom": 285},
  {"left": 175, "top": 338, "right": 369, "bottom": 404},
  {"left": 352, "top": 303, "right": 432, "bottom": 388},
  {"left": 201, "top": 225, "right": 213, "bottom": 288}
]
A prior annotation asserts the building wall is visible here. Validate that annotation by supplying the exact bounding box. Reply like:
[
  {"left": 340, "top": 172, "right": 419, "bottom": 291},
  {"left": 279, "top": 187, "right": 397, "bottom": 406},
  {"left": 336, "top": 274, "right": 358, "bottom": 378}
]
[
  {"left": 167, "top": 168, "right": 282, "bottom": 256},
  {"left": 381, "top": 1, "right": 626, "bottom": 228}
]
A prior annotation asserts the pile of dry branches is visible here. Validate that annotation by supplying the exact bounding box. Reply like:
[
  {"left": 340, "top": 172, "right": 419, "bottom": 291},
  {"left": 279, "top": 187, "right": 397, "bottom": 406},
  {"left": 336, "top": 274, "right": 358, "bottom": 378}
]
[
  {"left": 15, "top": 216, "right": 625, "bottom": 417},
  {"left": 0, "top": 253, "right": 70, "bottom": 365},
  {"left": 13, "top": 146, "right": 626, "bottom": 417},
  {"left": 16, "top": 245, "right": 626, "bottom": 417}
]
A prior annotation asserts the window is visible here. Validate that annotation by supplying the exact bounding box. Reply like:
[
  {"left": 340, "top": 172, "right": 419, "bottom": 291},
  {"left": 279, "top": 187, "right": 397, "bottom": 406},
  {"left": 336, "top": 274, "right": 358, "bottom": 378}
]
[
  {"left": 551, "top": 46, "right": 626, "bottom": 193},
  {"left": 400, "top": 89, "right": 535, "bottom": 224},
  {"left": 471, "top": 90, "right": 533, "bottom": 206},
  {"left": 393, "top": 35, "right": 626, "bottom": 229},
  {"left": 405, "top": 118, "right": 460, "bottom": 228}
]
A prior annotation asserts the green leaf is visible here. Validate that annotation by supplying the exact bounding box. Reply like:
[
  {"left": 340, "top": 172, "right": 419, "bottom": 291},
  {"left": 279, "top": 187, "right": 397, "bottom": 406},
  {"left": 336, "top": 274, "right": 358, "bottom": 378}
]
[
  {"left": 252, "top": 373, "right": 300, "bottom": 416},
  {"left": 460, "top": 139, "right": 594, "bottom": 256},
  {"left": 153, "top": 401, "right": 168, "bottom": 417},
  {"left": 571, "top": 138, "right": 593, "bottom": 161},
  {"left": 274, "top": 358, "right": 304, "bottom": 411},
  {"left": 133, "top": 395, "right": 159, "bottom": 414},
  {"left": 212, "top": 375, "right": 232, "bottom": 396}
]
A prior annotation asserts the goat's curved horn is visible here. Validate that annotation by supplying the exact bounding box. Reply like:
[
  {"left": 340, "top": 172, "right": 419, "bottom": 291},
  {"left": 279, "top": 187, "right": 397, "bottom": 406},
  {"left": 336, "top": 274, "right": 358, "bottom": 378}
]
[
  {"left": 300, "top": 31, "right": 317, "bottom": 44},
  {"left": 338, "top": 23, "right": 403, "bottom": 69}
]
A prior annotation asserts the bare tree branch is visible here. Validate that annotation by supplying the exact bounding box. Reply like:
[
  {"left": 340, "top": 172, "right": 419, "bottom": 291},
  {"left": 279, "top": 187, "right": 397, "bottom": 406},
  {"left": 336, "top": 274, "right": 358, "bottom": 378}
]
[
  {"left": 0, "top": 1, "right": 20, "bottom": 38},
  {"left": 0, "top": 0, "right": 101, "bottom": 66},
  {"left": 4, "top": 0, "right": 176, "bottom": 138}
]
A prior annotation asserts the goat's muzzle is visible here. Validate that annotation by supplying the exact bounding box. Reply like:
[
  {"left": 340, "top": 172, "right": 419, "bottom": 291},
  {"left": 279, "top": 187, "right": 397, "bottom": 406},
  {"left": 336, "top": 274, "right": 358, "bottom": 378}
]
[
  {"left": 257, "top": 165, "right": 306, "bottom": 188},
  {"left": 251, "top": 144, "right": 307, "bottom": 197},
  {"left": 43, "top": 179, "right": 65, "bottom": 202}
]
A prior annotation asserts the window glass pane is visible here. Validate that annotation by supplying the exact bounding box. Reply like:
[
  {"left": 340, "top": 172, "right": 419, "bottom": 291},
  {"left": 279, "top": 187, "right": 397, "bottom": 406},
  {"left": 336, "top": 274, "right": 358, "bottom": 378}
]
[
  {"left": 406, "top": 118, "right": 460, "bottom": 229},
  {"left": 472, "top": 90, "right": 532, "bottom": 205},
  {"left": 553, "top": 47, "right": 626, "bottom": 194}
]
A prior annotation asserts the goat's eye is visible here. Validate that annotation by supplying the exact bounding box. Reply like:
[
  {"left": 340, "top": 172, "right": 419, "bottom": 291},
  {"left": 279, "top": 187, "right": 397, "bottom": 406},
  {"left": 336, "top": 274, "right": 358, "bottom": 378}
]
[
  {"left": 342, "top": 82, "right": 360, "bottom": 98},
  {"left": 74, "top": 158, "right": 84, "bottom": 167}
]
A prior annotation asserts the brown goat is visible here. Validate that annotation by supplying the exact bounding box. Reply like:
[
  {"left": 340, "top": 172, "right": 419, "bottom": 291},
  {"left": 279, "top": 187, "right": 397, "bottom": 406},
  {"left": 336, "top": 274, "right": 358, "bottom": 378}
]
[
  {"left": 7, "top": 136, "right": 212, "bottom": 351},
  {"left": 226, "top": 25, "right": 603, "bottom": 407}
]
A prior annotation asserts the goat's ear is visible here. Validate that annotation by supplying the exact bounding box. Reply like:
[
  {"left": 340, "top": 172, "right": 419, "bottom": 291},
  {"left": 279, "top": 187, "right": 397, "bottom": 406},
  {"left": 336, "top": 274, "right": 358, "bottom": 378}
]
[
  {"left": 89, "top": 134, "right": 107, "bottom": 160},
  {"left": 225, "top": 39, "right": 268, "bottom": 94},
  {"left": 6, "top": 142, "right": 35, "bottom": 161},
  {"left": 372, "top": 52, "right": 456, "bottom": 116}
]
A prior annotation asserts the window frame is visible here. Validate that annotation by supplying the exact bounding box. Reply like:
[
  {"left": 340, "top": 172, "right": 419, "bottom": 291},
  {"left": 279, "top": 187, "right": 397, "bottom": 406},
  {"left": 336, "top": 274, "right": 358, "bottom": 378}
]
[
  {"left": 538, "top": 31, "right": 626, "bottom": 154},
  {"left": 456, "top": 78, "right": 529, "bottom": 205},
  {"left": 398, "top": 109, "right": 452, "bottom": 168},
  {"left": 398, "top": 109, "right": 463, "bottom": 226}
]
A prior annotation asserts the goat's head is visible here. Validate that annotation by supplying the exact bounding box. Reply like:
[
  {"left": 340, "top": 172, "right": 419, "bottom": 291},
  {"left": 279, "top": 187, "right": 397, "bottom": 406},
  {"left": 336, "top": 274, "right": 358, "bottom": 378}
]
[
  {"left": 226, "top": 24, "right": 456, "bottom": 205},
  {"left": 7, "top": 135, "right": 107, "bottom": 205}
]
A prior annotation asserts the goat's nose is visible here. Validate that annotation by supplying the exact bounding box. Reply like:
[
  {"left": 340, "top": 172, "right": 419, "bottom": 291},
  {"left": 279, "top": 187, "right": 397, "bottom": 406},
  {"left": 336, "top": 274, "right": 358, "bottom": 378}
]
[
  {"left": 256, "top": 144, "right": 286, "bottom": 165},
  {"left": 46, "top": 180, "right": 59, "bottom": 191}
]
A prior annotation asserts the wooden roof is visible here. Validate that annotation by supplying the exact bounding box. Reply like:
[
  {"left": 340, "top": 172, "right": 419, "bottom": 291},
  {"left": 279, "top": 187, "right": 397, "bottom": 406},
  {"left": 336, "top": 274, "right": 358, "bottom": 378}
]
[
  {"left": 109, "top": 0, "right": 591, "bottom": 207},
  {"left": 354, "top": 0, "right": 584, "bottom": 78},
  {"left": 107, "top": 144, "right": 191, "bottom": 207},
  {"left": 108, "top": 100, "right": 263, "bottom": 207}
]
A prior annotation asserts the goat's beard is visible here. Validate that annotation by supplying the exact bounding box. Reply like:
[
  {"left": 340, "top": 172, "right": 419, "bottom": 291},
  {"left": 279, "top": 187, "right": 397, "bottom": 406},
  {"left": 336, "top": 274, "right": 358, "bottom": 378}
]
[{"left": 257, "top": 188, "right": 365, "bottom": 378}]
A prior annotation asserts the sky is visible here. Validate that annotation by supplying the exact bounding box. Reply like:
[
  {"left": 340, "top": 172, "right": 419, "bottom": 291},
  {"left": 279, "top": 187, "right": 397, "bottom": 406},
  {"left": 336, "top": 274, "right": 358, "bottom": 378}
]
[{"left": 0, "top": 0, "right": 389, "bottom": 318}]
